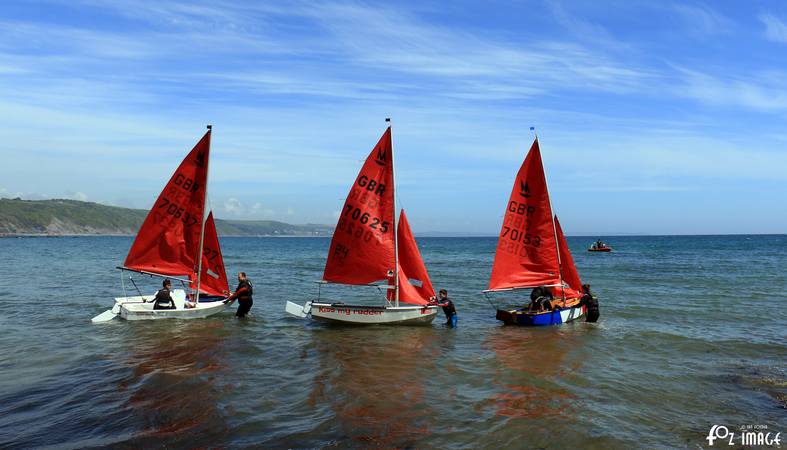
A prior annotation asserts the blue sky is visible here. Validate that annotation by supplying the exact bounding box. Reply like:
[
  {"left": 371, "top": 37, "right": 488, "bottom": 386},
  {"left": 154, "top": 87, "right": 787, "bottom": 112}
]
[{"left": 0, "top": 1, "right": 786, "bottom": 234}]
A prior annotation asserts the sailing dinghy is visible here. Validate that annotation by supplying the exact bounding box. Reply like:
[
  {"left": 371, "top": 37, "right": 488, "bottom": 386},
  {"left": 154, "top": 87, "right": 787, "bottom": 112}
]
[
  {"left": 483, "top": 138, "right": 589, "bottom": 326},
  {"left": 286, "top": 124, "right": 439, "bottom": 324},
  {"left": 92, "top": 126, "right": 230, "bottom": 322}
]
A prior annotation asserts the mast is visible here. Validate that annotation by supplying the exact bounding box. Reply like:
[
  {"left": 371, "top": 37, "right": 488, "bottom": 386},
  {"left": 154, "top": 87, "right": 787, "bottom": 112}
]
[
  {"left": 387, "top": 117, "right": 399, "bottom": 307},
  {"left": 194, "top": 124, "right": 212, "bottom": 304},
  {"left": 535, "top": 131, "right": 566, "bottom": 302}
]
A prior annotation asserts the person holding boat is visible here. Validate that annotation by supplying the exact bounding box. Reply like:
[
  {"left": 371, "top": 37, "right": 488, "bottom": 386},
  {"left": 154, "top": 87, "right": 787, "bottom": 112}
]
[
  {"left": 430, "top": 289, "right": 457, "bottom": 328},
  {"left": 579, "top": 284, "right": 600, "bottom": 322},
  {"left": 224, "top": 272, "right": 254, "bottom": 318},
  {"left": 152, "top": 279, "right": 177, "bottom": 310}
]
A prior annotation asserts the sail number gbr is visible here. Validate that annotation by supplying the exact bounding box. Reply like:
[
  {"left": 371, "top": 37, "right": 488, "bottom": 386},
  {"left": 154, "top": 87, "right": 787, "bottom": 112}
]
[
  {"left": 508, "top": 201, "right": 535, "bottom": 217},
  {"left": 173, "top": 173, "right": 200, "bottom": 193}
]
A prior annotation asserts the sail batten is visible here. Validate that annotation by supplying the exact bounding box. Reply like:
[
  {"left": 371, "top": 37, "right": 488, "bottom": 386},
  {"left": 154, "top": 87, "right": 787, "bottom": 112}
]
[
  {"left": 322, "top": 128, "right": 396, "bottom": 285},
  {"left": 488, "top": 139, "right": 561, "bottom": 291}
]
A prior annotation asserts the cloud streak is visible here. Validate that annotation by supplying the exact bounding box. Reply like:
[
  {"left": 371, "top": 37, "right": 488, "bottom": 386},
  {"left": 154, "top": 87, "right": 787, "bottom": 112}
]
[{"left": 759, "top": 13, "right": 787, "bottom": 43}]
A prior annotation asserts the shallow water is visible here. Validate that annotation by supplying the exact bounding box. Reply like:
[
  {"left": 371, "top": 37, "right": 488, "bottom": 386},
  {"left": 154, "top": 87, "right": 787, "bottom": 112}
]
[{"left": 0, "top": 235, "right": 785, "bottom": 449}]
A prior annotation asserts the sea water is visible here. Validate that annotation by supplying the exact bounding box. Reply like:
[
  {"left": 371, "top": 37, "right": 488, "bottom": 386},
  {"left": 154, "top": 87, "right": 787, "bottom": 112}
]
[{"left": 0, "top": 235, "right": 785, "bottom": 449}]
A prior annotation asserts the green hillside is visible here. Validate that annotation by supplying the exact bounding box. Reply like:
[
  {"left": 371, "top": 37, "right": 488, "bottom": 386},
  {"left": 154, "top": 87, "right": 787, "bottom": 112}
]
[
  {"left": 217, "top": 219, "right": 332, "bottom": 236},
  {"left": 0, "top": 198, "right": 332, "bottom": 236}
]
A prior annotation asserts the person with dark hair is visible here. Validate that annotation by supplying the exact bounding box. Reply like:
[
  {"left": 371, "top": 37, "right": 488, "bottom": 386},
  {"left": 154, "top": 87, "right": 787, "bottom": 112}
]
[
  {"left": 579, "top": 284, "right": 600, "bottom": 322},
  {"left": 225, "top": 272, "right": 254, "bottom": 318},
  {"left": 528, "top": 286, "right": 553, "bottom": 312},
  {"left": 430, "top": 289, "right": 457, "bottom": 328},
  {"left": 153, "top": 279, "right": 176, "bottom": 310}
]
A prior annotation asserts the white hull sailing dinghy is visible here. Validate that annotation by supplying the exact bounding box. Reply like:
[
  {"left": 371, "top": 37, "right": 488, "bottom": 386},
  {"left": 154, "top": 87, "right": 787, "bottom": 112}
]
[
  {"left": 287, "top": 301, "right": 437, "bottom": 325},
  {"left": 286, "top": 121, "right": 438, "bottom": 324},
  {"left": 483, "top": 136, "right": 592, "bottom": 326},
  {"left": 103, "top": 284, "right": 228, "bottom": 321},
  {"left": 92, "top": 126, "right": 231, "bottom": 322}
]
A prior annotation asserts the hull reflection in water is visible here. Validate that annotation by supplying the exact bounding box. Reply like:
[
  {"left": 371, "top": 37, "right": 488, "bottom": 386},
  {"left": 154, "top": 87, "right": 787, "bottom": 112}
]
[
  {"left": 112, "top": 321, "right": 230, "bottom": 447},
  {"left": 479, "top": 325, "right": 588, "bottom": 448},
  {"left": 308, "top": 326, "right": 442, "bottom": 447}
]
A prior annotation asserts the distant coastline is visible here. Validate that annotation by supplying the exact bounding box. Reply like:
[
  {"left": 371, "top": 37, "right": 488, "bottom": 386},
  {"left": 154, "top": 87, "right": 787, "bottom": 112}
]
[
  {"left": 0, "top": 198, "right": 332, "bottom": 237},
  {"left": 2, "top": 198, "right": 782, "bottom": 238}
]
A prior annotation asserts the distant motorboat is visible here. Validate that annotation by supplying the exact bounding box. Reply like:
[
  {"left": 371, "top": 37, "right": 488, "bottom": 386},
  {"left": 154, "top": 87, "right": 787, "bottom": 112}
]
[{"left": 588, "top": 240, "right": 612, "bottom": 252}]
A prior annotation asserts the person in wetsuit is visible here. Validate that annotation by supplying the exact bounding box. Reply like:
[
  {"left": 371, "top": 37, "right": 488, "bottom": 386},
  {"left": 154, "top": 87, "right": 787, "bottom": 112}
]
[
  {"left": 153, "top": 279, "right": 176, "bottom": 310},
  {"left": 579, "top": 284, "right": 600, "bottom": 322},
  {"left": 430, "top": 289, "right": 457, "bottom": 328},
  {"left": 224, "top": 272, "right": 254, "bottom": 318}
]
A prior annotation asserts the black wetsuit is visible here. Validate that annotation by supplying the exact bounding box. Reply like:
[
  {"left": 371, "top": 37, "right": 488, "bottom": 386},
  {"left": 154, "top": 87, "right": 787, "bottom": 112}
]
[
  {"left": 580, "top": 292, "right": 600, "bottom": 322},
  {"left": 153, "top": 288, "right": 176, "bottom": 310},
  {"left": 230, "top": 280, "right": 253, "bottom": 318},
  {"left": 439, "top": 297, "right": 457, "bottom": 327}
]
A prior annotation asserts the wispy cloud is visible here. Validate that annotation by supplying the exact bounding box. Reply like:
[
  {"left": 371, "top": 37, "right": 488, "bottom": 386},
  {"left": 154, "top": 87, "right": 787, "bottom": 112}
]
[
  {"left": 759, "top": 13, "right": 787, "bottom": 43},
  {"left": 547, "top": 2, "right": 623, "bottom": 47},
  {"left": 672, "top": 3, "right": 733, "bottom": 36},
  {"left": 304, "top": 2, "right": 650, "bottom": 97},
  {"left": 65, "top": 191, "right": 89, "bottom": 201},
  {"left": 677, "top": 68, "right": 787, "bottom": 112}
]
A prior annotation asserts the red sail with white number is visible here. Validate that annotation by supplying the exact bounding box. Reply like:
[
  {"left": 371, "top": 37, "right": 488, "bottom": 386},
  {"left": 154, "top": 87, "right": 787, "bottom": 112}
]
[
  {"left": 191, "top": 212, "right": 229, "bottom": 296},
  {"left": 387, "top": 210, "right": 434, "bottom": 305},
  {"left": 323, "top": 127, "right": 396, "bottom": 285},
  {"left": 488, "top": 139, "right": 560, "bottom": 291},
  {"left": 554, "top": 216, "right": 582, "bottom": 299},
  {"left": 123, "top": 130, "right": 211, "bottom": 277}
]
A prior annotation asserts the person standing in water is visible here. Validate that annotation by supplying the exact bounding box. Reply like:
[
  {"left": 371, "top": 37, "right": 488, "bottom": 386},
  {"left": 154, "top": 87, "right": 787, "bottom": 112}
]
[
  {"left": 224, "top": 272, "right": 254, "bottom": 318},
  {"left": 579, "top": 284, "right": 600, "bottom": 322},
  {"left": 431, "top": 289, "right": 457, "bottom": 328}
]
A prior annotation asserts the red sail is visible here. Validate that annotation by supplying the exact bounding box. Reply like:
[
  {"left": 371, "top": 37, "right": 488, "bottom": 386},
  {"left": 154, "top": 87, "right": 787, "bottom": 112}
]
[
  {"left": 488, "top": 139, "right": 560, "bottom": 290},
  {"left": 323, "top": 128, "right": 396, "bottom": 285},
  {"left": 387, "top": 210, "right": 434, "bottom": 305},
  {"left": 192, "top": 212, "right": 230, "bottom": 297},
  {"left": 554, "top": 216, "right": 583, "bottom": 299},
  {"left": 124, "top": 131, "right": 211, "bottom": 277}
]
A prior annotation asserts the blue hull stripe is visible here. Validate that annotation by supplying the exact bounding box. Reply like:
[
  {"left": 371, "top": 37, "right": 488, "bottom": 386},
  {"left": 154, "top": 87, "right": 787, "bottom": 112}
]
[{"left": 497, "top": 305, "right": 585, "bottom": 327}]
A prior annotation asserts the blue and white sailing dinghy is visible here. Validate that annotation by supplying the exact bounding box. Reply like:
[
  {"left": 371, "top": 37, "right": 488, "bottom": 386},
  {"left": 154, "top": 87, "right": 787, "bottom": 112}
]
[{"left": 483, "top": 137, "right": 597, "bottom": 326}]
